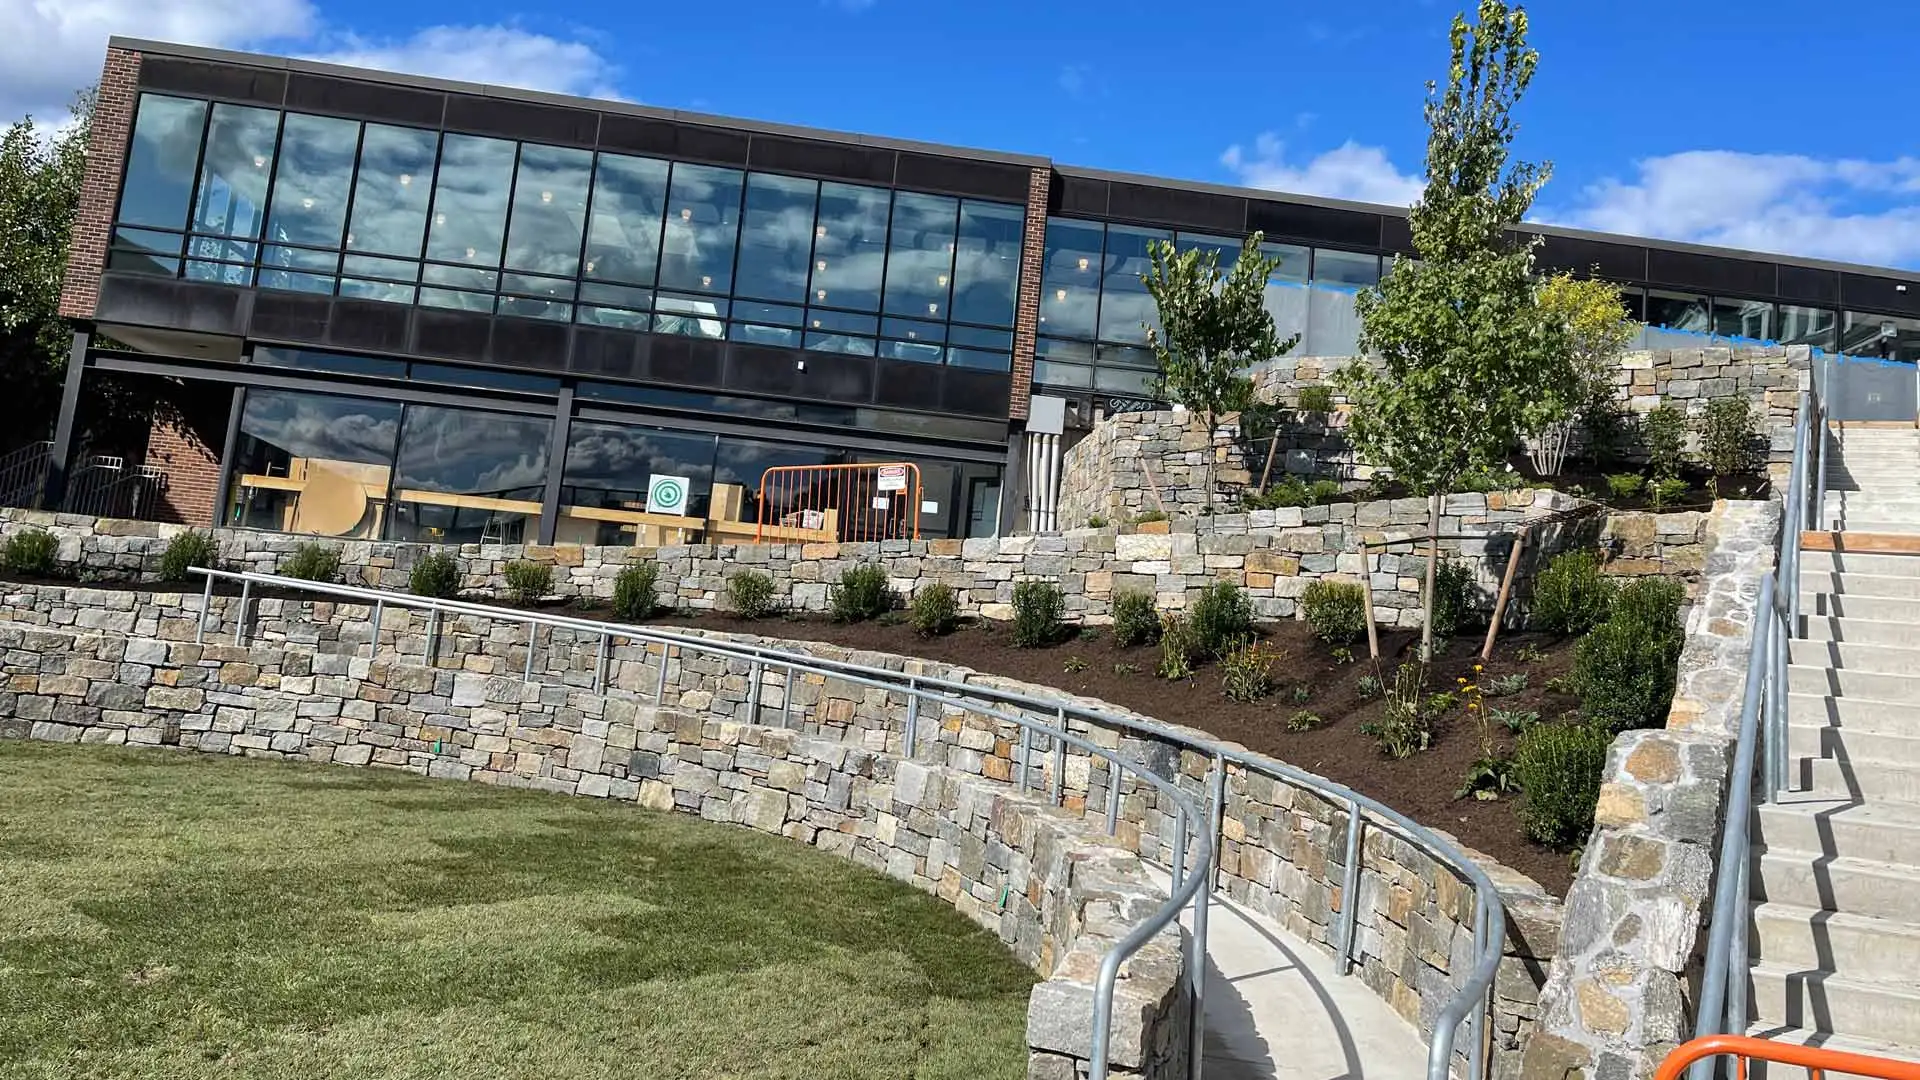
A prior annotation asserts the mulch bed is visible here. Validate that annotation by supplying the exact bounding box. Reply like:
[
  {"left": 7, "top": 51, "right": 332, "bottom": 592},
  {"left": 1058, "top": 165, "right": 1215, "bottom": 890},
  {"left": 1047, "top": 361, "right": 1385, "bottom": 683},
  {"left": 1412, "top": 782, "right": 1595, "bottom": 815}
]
[{"left": 634, "top": 610, "right": 1581, "bottom": 896}]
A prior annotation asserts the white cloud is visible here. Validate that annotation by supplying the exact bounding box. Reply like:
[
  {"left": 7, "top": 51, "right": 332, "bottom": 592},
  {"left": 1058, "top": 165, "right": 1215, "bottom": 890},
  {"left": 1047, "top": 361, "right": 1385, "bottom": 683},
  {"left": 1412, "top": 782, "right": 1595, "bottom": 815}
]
[
  {"left": 1546, "top": 150, "right": 1920, "bottom": 269},
  {"left": 1221, "top": 134, "right": 1424, "bottom": 207},
  {"left": 0, "top": 0, "right": 626, "bottom": 126}
]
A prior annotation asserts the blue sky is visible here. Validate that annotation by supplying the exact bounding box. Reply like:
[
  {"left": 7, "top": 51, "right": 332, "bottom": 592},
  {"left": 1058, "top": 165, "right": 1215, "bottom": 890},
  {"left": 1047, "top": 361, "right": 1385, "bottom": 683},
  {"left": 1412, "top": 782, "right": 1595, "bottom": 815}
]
[{"left": 9, "top": 0, "right": 1920, "bottom": 267}]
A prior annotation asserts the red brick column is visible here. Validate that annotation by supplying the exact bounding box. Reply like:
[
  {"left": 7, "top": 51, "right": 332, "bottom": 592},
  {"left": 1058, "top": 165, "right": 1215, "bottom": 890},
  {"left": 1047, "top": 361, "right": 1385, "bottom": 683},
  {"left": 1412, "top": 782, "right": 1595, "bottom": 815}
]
[
  {"left": 60, "top": 47, "right": 143, "bottom": 321},
  {"left": 1008, "top": 167, "right": 1051, "bottom": 423},
  {"left": 145, "top": 421, "right": 222, "bottom": 526}
]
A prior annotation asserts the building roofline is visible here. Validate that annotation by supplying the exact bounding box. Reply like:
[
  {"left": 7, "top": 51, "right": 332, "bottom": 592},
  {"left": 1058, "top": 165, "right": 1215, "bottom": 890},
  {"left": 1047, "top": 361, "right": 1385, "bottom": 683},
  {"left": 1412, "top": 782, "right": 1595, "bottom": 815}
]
[{"left": 111, "top": 36, "right": 1920, "bottom": 285}]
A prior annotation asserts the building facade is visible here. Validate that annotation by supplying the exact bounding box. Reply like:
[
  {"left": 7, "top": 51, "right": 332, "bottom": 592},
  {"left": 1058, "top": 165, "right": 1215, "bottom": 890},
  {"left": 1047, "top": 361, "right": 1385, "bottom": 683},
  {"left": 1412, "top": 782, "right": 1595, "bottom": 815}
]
[{"left": 46, "top": 38, "right": 1920, "bottom": 543}]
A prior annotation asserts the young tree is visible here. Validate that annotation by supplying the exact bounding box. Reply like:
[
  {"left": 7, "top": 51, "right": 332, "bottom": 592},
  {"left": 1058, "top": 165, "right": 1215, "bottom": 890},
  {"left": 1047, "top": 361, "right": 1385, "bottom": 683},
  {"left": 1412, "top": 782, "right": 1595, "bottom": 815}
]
[
  {"left": 1141, "top": 232, "right": 1299, "bottom": 511},
  {"left": 1526, "top": 272, "right": 1635, "bottom": 475},
  {"left": 0, "top": 90, "right": 93, "bottom": 451},
  {"left": 1332, "top": 0, "right": 1572, "bottom": 659}
]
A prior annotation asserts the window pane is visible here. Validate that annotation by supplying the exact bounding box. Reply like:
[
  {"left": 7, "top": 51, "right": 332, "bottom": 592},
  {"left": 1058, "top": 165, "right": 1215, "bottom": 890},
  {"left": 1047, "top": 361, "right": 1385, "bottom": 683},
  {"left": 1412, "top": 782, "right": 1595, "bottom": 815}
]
[
  {"left": 346, "top": 124, "right": 438, "bottom": 258},
  {"left": 253, "top": 348, "right": 407, "bottom": 377},
  {"left": 425, "top": 134, "right": 515, "bottom": 267},
  {"left": 1712, "top": 298, "right": 1774, "bottom": 342},
  {"left": 1039, "top": 219, "right": 1104, "bottom": 340},
  {"left": 585, "top": 153, "right": 669, "bottom": 287},
  {"left": 807, "top": 309, "right": 877, "bottom": 335},
  {"left": 1779, "top": 304, "right": 1837, "bottom": 351},
  {"left": 558, "top": 421, "right": 718, "bottom": 545},
  {"left": 951, "top": 200, "right": 1024, "bottom": 327},
  {"left": 118, "top": 94, "right": 208, "bottom": 230},
  {"left": 503, "top": 144, "right": 593, "bottom": 277},
  {"left": 948, "top": 347, "right": 1009, "bottom": 371},
  {"left": 881, "top": 339, "right": 946, "bottom": 364},
  {"left": 190, "top": 103, "right": 279, "bottom": 246},
  {"left": 735, "top": 301, "right": 802, "bottom": 326},
  {"left": 809, "top": 181, "right": 889, "bottom": 312},
  {"left": 1097, "top": 224, "right": 1169, "bottom": 344},
  {"left": 1843, "top": 311, "right": 1920, "bottom": 362},
  {"left": 1312, "top": 248, "right": 1380, "bottom": 288},
  {"left": 1177, "top": 232, "right": 1241, "bottom": 272},
  {"left": 653, "top": 293, "right": 728, "bottom": 338},
  {"left": 228, "top": 389, "right": 400, "bottom": 538},
  {"left": 1033, "top": 357, "right": 1093, "bottom": 388},
  {"left": 419, "top": 287, "right": 491, "bottom": 312},
  {"left": 949, "top": 326, "right": 1012, "bottom": 351},
  {"left": 423, "top": 264, "right": 497, "bottom": 290},
  {"left": 805, "top": 331, "right": 876, "bottom": 356},
  {"left": 265, "top": 113, "right": 358, "bottom": 250},
  {"left": 734, "top": 173, "right": 818, "bottom": 303},
  {"left": 659, "top": 163, "right": 743, "bottom": 294},
  {"left": 1262, "top": 241, "right": 1311, "bottom": 284},
  {"left": 882, "top": 191, "right": 957, "bottom": 319},
  {"left": 715, "top": 436, "right": 856, "bottom": 527},
  {"left": 1646, "top": 290, "right": 1710, "bottom": 333},
  {"left": 259, "top": 245, "right": 337, "bottom": 294},
  {"left": 390, "top": 405, "right": 552, "bottom": 544},
  {"left": 732, "top": 323, "right": 802, "bottom": 347},
  {"left": 881, "top": 317, "right": 946, "bottom": 343},
  {"left": 408, "top": 363, "right": 560, "bottom": 392}
]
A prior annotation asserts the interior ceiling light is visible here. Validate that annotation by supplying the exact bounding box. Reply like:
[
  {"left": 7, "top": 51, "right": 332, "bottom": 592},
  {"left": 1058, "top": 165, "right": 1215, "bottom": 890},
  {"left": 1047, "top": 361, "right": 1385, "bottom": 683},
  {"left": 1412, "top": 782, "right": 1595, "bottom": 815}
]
[
  {"left": 927, "top": 302, "right": 938, "bottom": 314},
  {"left": 680, "top": 208, "right": 693, "bottom": 221},
  {"left": 816, "top": 260, "right": 826, "bottom": 272},
  {"left": 816, "top": 225, "right": 826, "bottom": 238},
  {"left": 465, "top": 247, "right": 477, "bottom": 260},
  {"left": 399, "top": 174, "right": 412, "bottom": 186},
  {"left": 540, "top": 191, "right": 553, "bottom": 204},
  {"left": 816, "top": 289, "right": 827, "bottom": 301},
  {"left": 1077, "top": 257, "right": 1089, "bottom": 272},
  {"left": 936, "top": 274, "right": 948, "bottom": 287},
  {"left": 1056, "top": 288, "right": 1067, "bottom": 302},
  {"left": 811, "top": 319, "right": 821, "bottom": 328},
  {"left": 435, "top": 213, "right": 446, "bottom": 225},
  {"left": 701, "top": 275, "right": 712, "bottom": 288},
  {"left": 585, "top": 260, "right": 596, "bottom": 272},
  {"left": 301, "top": 198, "right": 315, "bottom": 209}
]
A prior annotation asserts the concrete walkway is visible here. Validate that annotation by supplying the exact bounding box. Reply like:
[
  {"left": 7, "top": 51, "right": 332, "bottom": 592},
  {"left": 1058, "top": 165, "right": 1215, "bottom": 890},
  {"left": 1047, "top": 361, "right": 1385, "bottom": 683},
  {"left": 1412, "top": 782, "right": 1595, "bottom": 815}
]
[{"left": 1146, "top": 870, "right": 1427, "bottom": 1079}]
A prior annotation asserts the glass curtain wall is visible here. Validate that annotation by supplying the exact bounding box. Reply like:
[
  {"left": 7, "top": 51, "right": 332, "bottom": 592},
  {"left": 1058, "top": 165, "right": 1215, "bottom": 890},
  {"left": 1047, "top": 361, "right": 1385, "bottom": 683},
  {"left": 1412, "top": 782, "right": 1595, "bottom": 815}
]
[{"left": 113, "top": 92, "right": 1026, "bottom": 370}]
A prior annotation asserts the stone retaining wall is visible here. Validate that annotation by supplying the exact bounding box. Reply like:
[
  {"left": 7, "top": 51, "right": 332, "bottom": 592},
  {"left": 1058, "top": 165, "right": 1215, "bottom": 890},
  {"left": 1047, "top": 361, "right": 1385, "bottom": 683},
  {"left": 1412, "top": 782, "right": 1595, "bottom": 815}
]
[
  {"left": 0, "top": 623, "right": 1189, "bottom": 1080},
  {"left": 1518, "top": 499, "right": 1779, "bottom": 1080},
  {"left": 0, "top": 583, "right": 1564, "bottom": 1079}
]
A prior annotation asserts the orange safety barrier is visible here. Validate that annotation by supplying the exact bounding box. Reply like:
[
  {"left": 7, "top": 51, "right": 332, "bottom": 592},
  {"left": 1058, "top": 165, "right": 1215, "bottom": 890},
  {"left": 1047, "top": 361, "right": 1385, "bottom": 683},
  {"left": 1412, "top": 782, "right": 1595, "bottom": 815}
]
[
  {"left": 1657, "top": 1035, "right": 1920, "bottom": 1080},
  {"left": 755, "top": 462, "right": 922, "bottom": 543}
]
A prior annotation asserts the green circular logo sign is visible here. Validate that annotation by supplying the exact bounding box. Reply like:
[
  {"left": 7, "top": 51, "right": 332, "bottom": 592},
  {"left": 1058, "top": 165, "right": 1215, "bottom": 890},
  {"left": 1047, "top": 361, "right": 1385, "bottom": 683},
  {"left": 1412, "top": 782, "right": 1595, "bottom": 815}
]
[{"left": 650, "top": 476, "right": 687, "bottom": 511}]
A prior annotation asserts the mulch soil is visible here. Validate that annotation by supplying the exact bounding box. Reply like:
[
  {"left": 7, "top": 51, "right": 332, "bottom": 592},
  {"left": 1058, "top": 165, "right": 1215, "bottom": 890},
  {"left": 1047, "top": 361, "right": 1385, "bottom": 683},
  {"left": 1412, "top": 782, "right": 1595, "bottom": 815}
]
[{"left": 636, "top": 610, "right": 1580, "bottom": 896}]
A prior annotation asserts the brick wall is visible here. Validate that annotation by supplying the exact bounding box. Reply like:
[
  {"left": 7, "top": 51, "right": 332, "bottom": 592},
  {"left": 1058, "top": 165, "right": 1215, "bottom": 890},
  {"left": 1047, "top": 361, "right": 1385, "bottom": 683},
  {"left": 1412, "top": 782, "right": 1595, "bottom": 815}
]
[
  {"left": 59, "top": 47, "right": 142, "bottom": 321},
  {"left": 143, "top": 421, "right": 221, "bottom": 526},
  {"left": 1009, "top": 167, "right": 1051, "bottom": 423}
]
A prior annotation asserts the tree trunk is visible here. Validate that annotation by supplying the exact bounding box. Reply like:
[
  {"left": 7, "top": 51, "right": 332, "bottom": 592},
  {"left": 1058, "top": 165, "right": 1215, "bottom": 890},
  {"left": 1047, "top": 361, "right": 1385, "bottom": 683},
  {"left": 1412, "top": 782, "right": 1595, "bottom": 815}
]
[
  {"left": 1201, "top": 409, "right": 1217, "bottom": 513},
  {"left": 1422, "top": 492, "right": 1442, "bottom": 662}
]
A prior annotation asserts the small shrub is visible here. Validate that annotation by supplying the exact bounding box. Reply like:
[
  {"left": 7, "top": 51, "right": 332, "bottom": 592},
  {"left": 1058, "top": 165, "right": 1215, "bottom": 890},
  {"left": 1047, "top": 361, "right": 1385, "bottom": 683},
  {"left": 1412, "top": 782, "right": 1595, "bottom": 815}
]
[
  {"left": 612, "top": 562, "right": 662, "bottom": 621},
  {"left": 1077, "top": 626, "right": 1101, "bottom": 641},
  {"left": 1188, "top": 581, "right": 1253, "bottom": 660},
  {"left": 831, "top": 564, "right": 895, "bottom": 623},
  {"left": 1515, "top": 721, "right": 1613, "bottom": 847},
  {"left": 1063, "top": 655, "right": 1089, "bottom": 674},
  {"left": 1485, "top": 672, "right": 1529, "bottom": 697},
  {"left": 1245, "top": 476, "right": 1310, "bottom": 510},
  {"left": 1, "top": 528, "right": 57, "bottom": 577},
  {"left": 409, "top": 552, "right": 461, "bottom": 598},
  {"left": 1286, "top": 683, "right": 1312, "bottom": 706},
  {"left": 1286, "top": 710, "right": 1324, "bottom": 732},
  {"left": 727, "top": 570, "right": 777, "bottom": 619},
  {"left": 1308, "top": 478, "right": 1345, "bottom": 506},
  {"left": 1649, "top": 476, "right": 1692, "bottom": 510},
  {"left": 1157, "top": 615, "right": 1196, "bottom": 680},
  {"left": 1458, "top": 755, "right": 1519, "bottom": 801},
  {"left": 281, "top": 541, "right": 341, "bottom": 583},
  {"left": 1362, "top": 664, "right": 1432, "bottom": 759},
  {"left": 503, "top": 560, "right": 552, "bottom": 606},
  {"left": 909, "top": 583, "right": 959, "bottom": 636},
  {"left": 1131, "top": 509, "right": 1168, "bottom": 524},
  {"left": 1701, "top": 397, "right": 1758, "bottom": 496},
  {"left": 1532, "top": 550, "right": 1618, "bottom": 636},
  {"left": 1301, "top": 580, "right": 1366, "bottom": 646},
  {"left": 158, "top": 531, "right": 218, "bottom": 583},
  {"left": 1112, "top": 590, "right": 1162, "bottom": 647},
  {"left": 1426, "top": 691, "right": 1459, "bottom": 715},
  {"left": 1220, "top": 641, "right": 1276, "bottom": 702},
  {"left": 1297, "top": 384, "right": 1335, "bottom": 412},
  {"left": 1012, "top": 580, "right": 1066, "bottom": 648},
  {"left": 1516, "top": 641, "right": 1547, "bottom": 664},
  {"left": 1087, "top": 514, "right": 1110, "bottom": 529},
  {"left": 1604, "top": 473, "right": 1645, "bottom": 501},
  {"left": 1356, "top": 674, "right": 1383, "bottom": 700},
  {"left": 1331, "top": 645, "right": 1354, "bottom": 665},
  {"left": 1113, "top": 662, "right": 1141, "bottom": 675},
  {"left": 1428, "top": 558, "right": 1477, "bottom": 639},
  {"left": 1572, "top": 577, "right": 1686, "bottom": 732},
  {"left": 1643, "top": 404, "right": 1686, "bottom": 479},
  {"left": 1492, "top": 706, "right": 1540, "bottom": 734}
]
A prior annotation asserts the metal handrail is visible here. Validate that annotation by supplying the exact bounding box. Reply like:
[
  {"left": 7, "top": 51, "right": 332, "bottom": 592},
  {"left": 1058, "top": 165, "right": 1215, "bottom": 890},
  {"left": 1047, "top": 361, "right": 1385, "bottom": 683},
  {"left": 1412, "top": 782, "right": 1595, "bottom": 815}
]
[
  {"left": 188, "top": 564, "right": 1505, "bottom": 1080},
  {"left": 1661, "top": 1034, "right": 1920, "bottom": 1080}
]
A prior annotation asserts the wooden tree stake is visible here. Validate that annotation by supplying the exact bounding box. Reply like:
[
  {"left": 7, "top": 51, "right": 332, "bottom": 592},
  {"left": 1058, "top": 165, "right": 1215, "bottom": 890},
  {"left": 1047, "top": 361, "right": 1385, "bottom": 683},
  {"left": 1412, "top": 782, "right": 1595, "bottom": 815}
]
[{"left": 1481, "top": 527, "right": 1528, "bottom": 661}]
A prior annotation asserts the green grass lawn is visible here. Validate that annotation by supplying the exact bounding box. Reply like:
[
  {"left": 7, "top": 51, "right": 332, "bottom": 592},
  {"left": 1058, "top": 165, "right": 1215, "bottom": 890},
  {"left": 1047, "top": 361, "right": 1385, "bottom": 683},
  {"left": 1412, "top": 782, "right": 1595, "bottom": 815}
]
[{"left": 0, "top": 743, "right": 1034, "bottom": 1080}]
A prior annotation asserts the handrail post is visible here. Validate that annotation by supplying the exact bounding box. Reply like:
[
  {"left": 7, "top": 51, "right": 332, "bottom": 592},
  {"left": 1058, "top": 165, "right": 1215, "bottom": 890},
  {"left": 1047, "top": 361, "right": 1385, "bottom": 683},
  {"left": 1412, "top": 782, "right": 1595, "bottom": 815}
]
[
  {"left": 235, "top": 578, "right": 251, "bottom": 647},
  {"left": 748, "top": 659, "right": 764, "bottom": 722},
  {"left": 1339, "top": 795, "right": 1364, "bottom": 974},
  {"left": 904, "top": 679, "right": 919, "bottom": 755},
  {"left": 425, "top": 608, "right": 439, "bottom": 665},
  {"left": 594, "top": 633, "right": 608, "bottom": 693},
  {"left": 1208, "top": 754, "right": 1226, "bottom": 888},
  {"left": 1188, "top": 833, "right": 1212, "bottom": 1080},
  {"left": 523, "top": 621, "right": 537, "bottom": 683},
  {"left": 1467, "top": 900, "right": 1490, "bottom": 1080},
  {"left": 1052, "top": 708, "right": 1067, "bottom": 806},
  {"left": 1019, "top": 725, "right": 1032, "bottom": 793},
  {"left": 369, "top": 598, "right": 384, "bottom": 662},
  {"left": 1106, "top": 761, "right": 1122, "bottom": 836},
  {"left": 196, "top": 571, "right": 213, "bottom": 644},
  {"left": 655, "top": 643, "right": 670, "bottom": 704},
  {"left": 784, "top": 666, "right": 796, "bottom": 730}
]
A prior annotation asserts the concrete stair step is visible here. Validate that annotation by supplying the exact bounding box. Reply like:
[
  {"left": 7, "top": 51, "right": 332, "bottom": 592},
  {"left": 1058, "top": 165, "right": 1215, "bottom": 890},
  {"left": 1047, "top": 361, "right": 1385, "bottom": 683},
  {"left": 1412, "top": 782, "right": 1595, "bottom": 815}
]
[
  {"left": 1755, "top": 851, "right": 1920, "bottom": 922},
  {"left": 1806, "top": 593, "right": 1920, "bottom": 622},
  {"left": 1789, "top": 663, "right": 1920, "bottom": 701},
  {"left": 1801, "top": 551, "right": 1920, "bottom": 577},
  {"left": 1790, "top": 637, "right": 1920, "bottom": 674},
  {"left": 1749, "top": 963, "right": 1920, "bottom": 1048},
  {"left": 1757, "top": 796, "right": 1920, "bottom": 864},
  {"left": 1745, "top": 1025, "right": 1920, "bottom": 1080},
  {"left": 1788, "top": 722, "right": 1920, "bottom": 766},
  {"left": 1788, "top": 693, "right": 1920, "bottom": 734},
  {"left": 1822, "top": 501, "right": 1920, "bottom": 517},
  {"left": 1819, "top": 515, "right": 1920, "bottom": 531},
  {"left": 1751, "top": 902, "right": 1920, "bottom": 987},
  {"left": 1800, "top": 757, "right": 1920, "bottom": 803},
  {"left": 1802, "top": 614, "right": 1920, "bottom": 647}
]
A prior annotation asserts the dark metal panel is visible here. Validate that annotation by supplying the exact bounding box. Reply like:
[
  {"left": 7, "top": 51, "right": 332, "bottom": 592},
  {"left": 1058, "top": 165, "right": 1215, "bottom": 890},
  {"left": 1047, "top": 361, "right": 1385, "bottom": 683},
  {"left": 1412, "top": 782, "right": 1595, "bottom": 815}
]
[
  {"left": 90, "top": 352, "right": 558, "bottom": 414},
  {"left": 1841, "top": 273, "right": 1920, "bottom": 317},
  {"left": 410, "top": 307, "right": 492, "bottom": 362},
  {"left": 1533, "top": 233, "right": 1649, "bottom": 281},
  {"left": 1779, "top": 263, "right": 1841, "bottom": 305},
  {"left": 892, "top": 153, "right": 1030, "bottom": 202},
  {"left": 645, "top": 335, "right": 726, "bottom": 388},
  {"left": 1104, "top": 182, "right": 1246, "bottom": 233},
  {"left": 444, "top": 94, "right": 597, "bottom": 146},
  {"left": 1380, "top": 216, "right": 1415, "bottom": 256},
  {"left": 1053, "top": 175, "right": 1109, "bottom": 217},
  {"left": 1245, "top": 200, "right": 1382, "bottom": 249},
  {"left": 96, "top": 275, "right": 246, "bottom": 336},
  {"left": 137, "top": 57, "right": 286, "bottom": 106},
  {"left": 285, "top": 73, "right": 445, "bottom": 127},
  {"left": 569, "top": 326, "right": 645, "bottom": 379},
  {"left": 326, "top": 298, "right": 411, "bottom": 353},
  {"left": 247, "top": 291, "right": 331, "bottom": 343},
  {"left": 1647, "top": 248, "right": 1775, "bottom": 296},
  {"left": 594, "top": 113, "right": 680, "bottom": 157},
  {"left": 490, "top": 317, "right": 571, "bottom": 370},
  {"left": 941, "top": 367, "right": 1011, "bottom": 418},
  {"left": 724, "top": 344, "right": 874, "bottom": 402},
  {"left": 873, "top": 358, "right": 945, "bottom": 412},
  {"left": 747, "top": 135, "right": 895, "bottom": 185}
]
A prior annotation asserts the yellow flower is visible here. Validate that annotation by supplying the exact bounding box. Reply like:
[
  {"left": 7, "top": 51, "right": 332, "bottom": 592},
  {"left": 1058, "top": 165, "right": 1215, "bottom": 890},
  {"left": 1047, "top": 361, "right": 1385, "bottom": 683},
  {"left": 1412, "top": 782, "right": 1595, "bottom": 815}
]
[{"left": 1473, "top": 664, "right": 1484, "bottom": 673}]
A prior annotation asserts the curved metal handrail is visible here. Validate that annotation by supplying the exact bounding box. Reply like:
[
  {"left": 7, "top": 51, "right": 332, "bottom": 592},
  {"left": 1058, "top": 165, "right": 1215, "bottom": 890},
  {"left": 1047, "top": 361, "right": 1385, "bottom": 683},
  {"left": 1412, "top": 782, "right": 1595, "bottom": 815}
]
[{"left": 189, "top": 564, "right": 1504, "bottom": 1080}]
